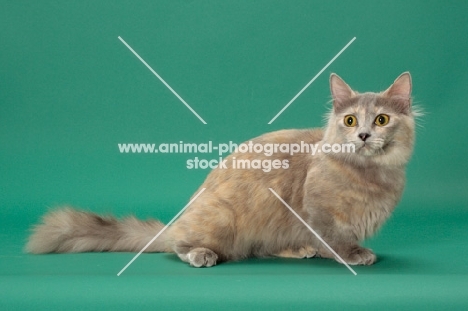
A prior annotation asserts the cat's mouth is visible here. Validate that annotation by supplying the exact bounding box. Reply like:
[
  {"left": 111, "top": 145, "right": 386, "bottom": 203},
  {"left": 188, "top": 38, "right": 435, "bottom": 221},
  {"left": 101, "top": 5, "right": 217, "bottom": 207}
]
[{"left": 355, "top": 141, "right": 385, "bottom": 156}]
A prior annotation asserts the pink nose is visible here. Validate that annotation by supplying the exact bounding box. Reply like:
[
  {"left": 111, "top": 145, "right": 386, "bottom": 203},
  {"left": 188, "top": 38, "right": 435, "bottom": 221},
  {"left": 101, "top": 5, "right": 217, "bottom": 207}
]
[{"left": 358, "top": 133, "right": 371, "bottom": 141}]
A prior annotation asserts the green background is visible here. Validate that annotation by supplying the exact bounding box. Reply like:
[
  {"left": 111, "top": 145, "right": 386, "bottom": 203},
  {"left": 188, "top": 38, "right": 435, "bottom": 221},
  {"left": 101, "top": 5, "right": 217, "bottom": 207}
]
[{"left": 1, "top": 0, "right": 467, "bottom": 309}]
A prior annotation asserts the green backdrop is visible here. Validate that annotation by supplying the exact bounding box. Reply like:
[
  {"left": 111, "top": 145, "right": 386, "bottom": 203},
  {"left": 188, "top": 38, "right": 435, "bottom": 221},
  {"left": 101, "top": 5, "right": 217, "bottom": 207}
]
[{"left": 1, "top": 1, "right": 467, "bottom": 310}]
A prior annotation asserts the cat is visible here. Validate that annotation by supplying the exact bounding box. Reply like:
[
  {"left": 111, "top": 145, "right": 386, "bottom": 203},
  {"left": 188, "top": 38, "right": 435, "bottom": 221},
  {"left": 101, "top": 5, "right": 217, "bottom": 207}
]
[{"left": 26, "top": 72, "right": 416, "bottom": 268}]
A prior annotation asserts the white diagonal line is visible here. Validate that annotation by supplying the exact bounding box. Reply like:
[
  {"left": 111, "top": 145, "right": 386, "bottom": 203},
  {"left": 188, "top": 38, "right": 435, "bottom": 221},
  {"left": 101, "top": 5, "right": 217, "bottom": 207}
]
[
  {"left": 268, "top": 188, "right": 357, "bottom": 276},
  {"left": 118, "top": 36, "right": 207, "bottom": 124},
  {"left": 268, "top": 37, "right": 356, "bottom": 124},
  {"left": 117, "top": 188, "right": 206, "bottom": 276}
]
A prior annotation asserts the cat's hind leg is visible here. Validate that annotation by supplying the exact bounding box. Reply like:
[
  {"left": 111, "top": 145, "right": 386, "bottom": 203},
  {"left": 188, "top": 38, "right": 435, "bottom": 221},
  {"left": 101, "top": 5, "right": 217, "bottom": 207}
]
[{"left": 167, "top": 199, "right": 235, "bottom": 268}]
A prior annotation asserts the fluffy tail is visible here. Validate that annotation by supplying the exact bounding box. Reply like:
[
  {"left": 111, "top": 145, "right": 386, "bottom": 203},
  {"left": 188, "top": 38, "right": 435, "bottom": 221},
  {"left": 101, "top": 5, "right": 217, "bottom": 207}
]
[{"left": 25, "top": 207, "right": 170, "bottom": 254}]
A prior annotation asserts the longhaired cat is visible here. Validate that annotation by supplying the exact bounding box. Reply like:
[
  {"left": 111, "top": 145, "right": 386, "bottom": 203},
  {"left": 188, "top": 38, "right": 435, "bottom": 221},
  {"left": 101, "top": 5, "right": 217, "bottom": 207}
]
[{"left": 26, "top": 72, "right": 416, "bottom": 267}]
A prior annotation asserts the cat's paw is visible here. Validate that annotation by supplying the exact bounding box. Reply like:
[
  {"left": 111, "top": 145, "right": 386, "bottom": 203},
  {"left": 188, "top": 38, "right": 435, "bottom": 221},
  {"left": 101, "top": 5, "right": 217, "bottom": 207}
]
[
  {"left": 298, "top": 246, "right": 317, "bottom": 259},
  {"left": 276, "top": 246, "right": 317, "bottom": 259},
  {"left": 187, "top": 247, "right": 218, "bottom": 268},
  {"left": 340, "top": 247, "right": 376, "bottom": 265}
]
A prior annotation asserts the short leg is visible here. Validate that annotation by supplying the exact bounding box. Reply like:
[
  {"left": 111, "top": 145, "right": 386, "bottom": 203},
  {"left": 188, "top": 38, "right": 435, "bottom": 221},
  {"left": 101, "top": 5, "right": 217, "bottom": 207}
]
[{"left": 275, "top": 246, "right": 317, "bottom": 259}]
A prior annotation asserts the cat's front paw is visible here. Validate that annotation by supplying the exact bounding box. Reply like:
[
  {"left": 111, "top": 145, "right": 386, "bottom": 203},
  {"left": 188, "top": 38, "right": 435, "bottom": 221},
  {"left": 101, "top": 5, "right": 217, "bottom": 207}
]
[
  {"left": 298, "top": 245, "right": 317, "bottom": 259},
  {"left": 340, "top": 247, "right": 376, "bottom": 265},
  {"left": 275, "top": 245, "right": 317, "bottom": 259}
]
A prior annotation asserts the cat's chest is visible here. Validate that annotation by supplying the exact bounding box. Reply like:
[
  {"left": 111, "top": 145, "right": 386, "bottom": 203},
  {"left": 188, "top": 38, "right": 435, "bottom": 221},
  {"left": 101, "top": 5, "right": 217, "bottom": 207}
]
[{"left": 305, "top": 163, "right": 405, "bottom": 237}]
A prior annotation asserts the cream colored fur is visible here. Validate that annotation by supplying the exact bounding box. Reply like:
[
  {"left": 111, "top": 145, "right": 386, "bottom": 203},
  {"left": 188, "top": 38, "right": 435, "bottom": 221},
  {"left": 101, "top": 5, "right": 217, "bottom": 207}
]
[{"left": 27, "top": 72, "right": 416, "bottom": 268}]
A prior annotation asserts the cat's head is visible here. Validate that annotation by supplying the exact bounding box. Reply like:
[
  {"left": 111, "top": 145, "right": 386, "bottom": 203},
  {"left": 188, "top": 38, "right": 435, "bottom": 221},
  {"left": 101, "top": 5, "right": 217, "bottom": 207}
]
[{"left": 323, "top": 72, "right": 417, "bottom": 167}]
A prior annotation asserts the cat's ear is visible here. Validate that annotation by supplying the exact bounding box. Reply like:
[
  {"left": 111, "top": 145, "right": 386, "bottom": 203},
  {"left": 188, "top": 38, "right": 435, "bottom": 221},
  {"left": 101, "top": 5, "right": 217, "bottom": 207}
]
[
  {"left": 330, "top": 73, "right": 356, "bottom": 109},
  {"left": 383, "top": 72, "right": 412, "bottom": 100},
  {"left": 382, "top": 72, "right": 412, "bottom": 112}
]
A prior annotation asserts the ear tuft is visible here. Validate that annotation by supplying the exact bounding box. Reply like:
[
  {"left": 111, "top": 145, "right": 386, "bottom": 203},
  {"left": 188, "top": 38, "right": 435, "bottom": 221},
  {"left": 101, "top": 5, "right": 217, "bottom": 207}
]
[{"left": 330, "top": 74, "right": 355, "bottom": 108}]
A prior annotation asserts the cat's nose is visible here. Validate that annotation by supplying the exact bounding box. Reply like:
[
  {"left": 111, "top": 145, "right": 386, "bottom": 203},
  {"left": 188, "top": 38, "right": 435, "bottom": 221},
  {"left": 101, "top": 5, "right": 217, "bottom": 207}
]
[{"left": 358, "top": 133, "right": 371, "bottom": 141}]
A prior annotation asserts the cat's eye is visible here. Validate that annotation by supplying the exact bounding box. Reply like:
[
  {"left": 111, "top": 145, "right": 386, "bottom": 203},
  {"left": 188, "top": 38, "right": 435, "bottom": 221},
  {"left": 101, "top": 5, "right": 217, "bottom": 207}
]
[
  {"left": 344, "top": 115, "right": 357, "bottom": 127},
  {"left": 375, "top": 114, "right": 390, "bottom": 126}
]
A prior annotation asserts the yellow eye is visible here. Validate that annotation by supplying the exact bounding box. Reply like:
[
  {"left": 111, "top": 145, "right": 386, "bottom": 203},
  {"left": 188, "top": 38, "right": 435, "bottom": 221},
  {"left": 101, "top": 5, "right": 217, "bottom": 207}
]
[
  {"left": 375, "top": 114, "right": 390, "bottom": 126},
  {"left": 344, "top": 115, "right": 357, "bottom": 127}
]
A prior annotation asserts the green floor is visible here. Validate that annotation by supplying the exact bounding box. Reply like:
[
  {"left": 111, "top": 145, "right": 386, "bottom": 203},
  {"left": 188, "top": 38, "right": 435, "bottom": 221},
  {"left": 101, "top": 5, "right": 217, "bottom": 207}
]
[
  {"left": 2, "top": 1, "right": 468, "bottom": 309},
  {"left": 2, "top": 201, "right": 468, "bottom": 310}
]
